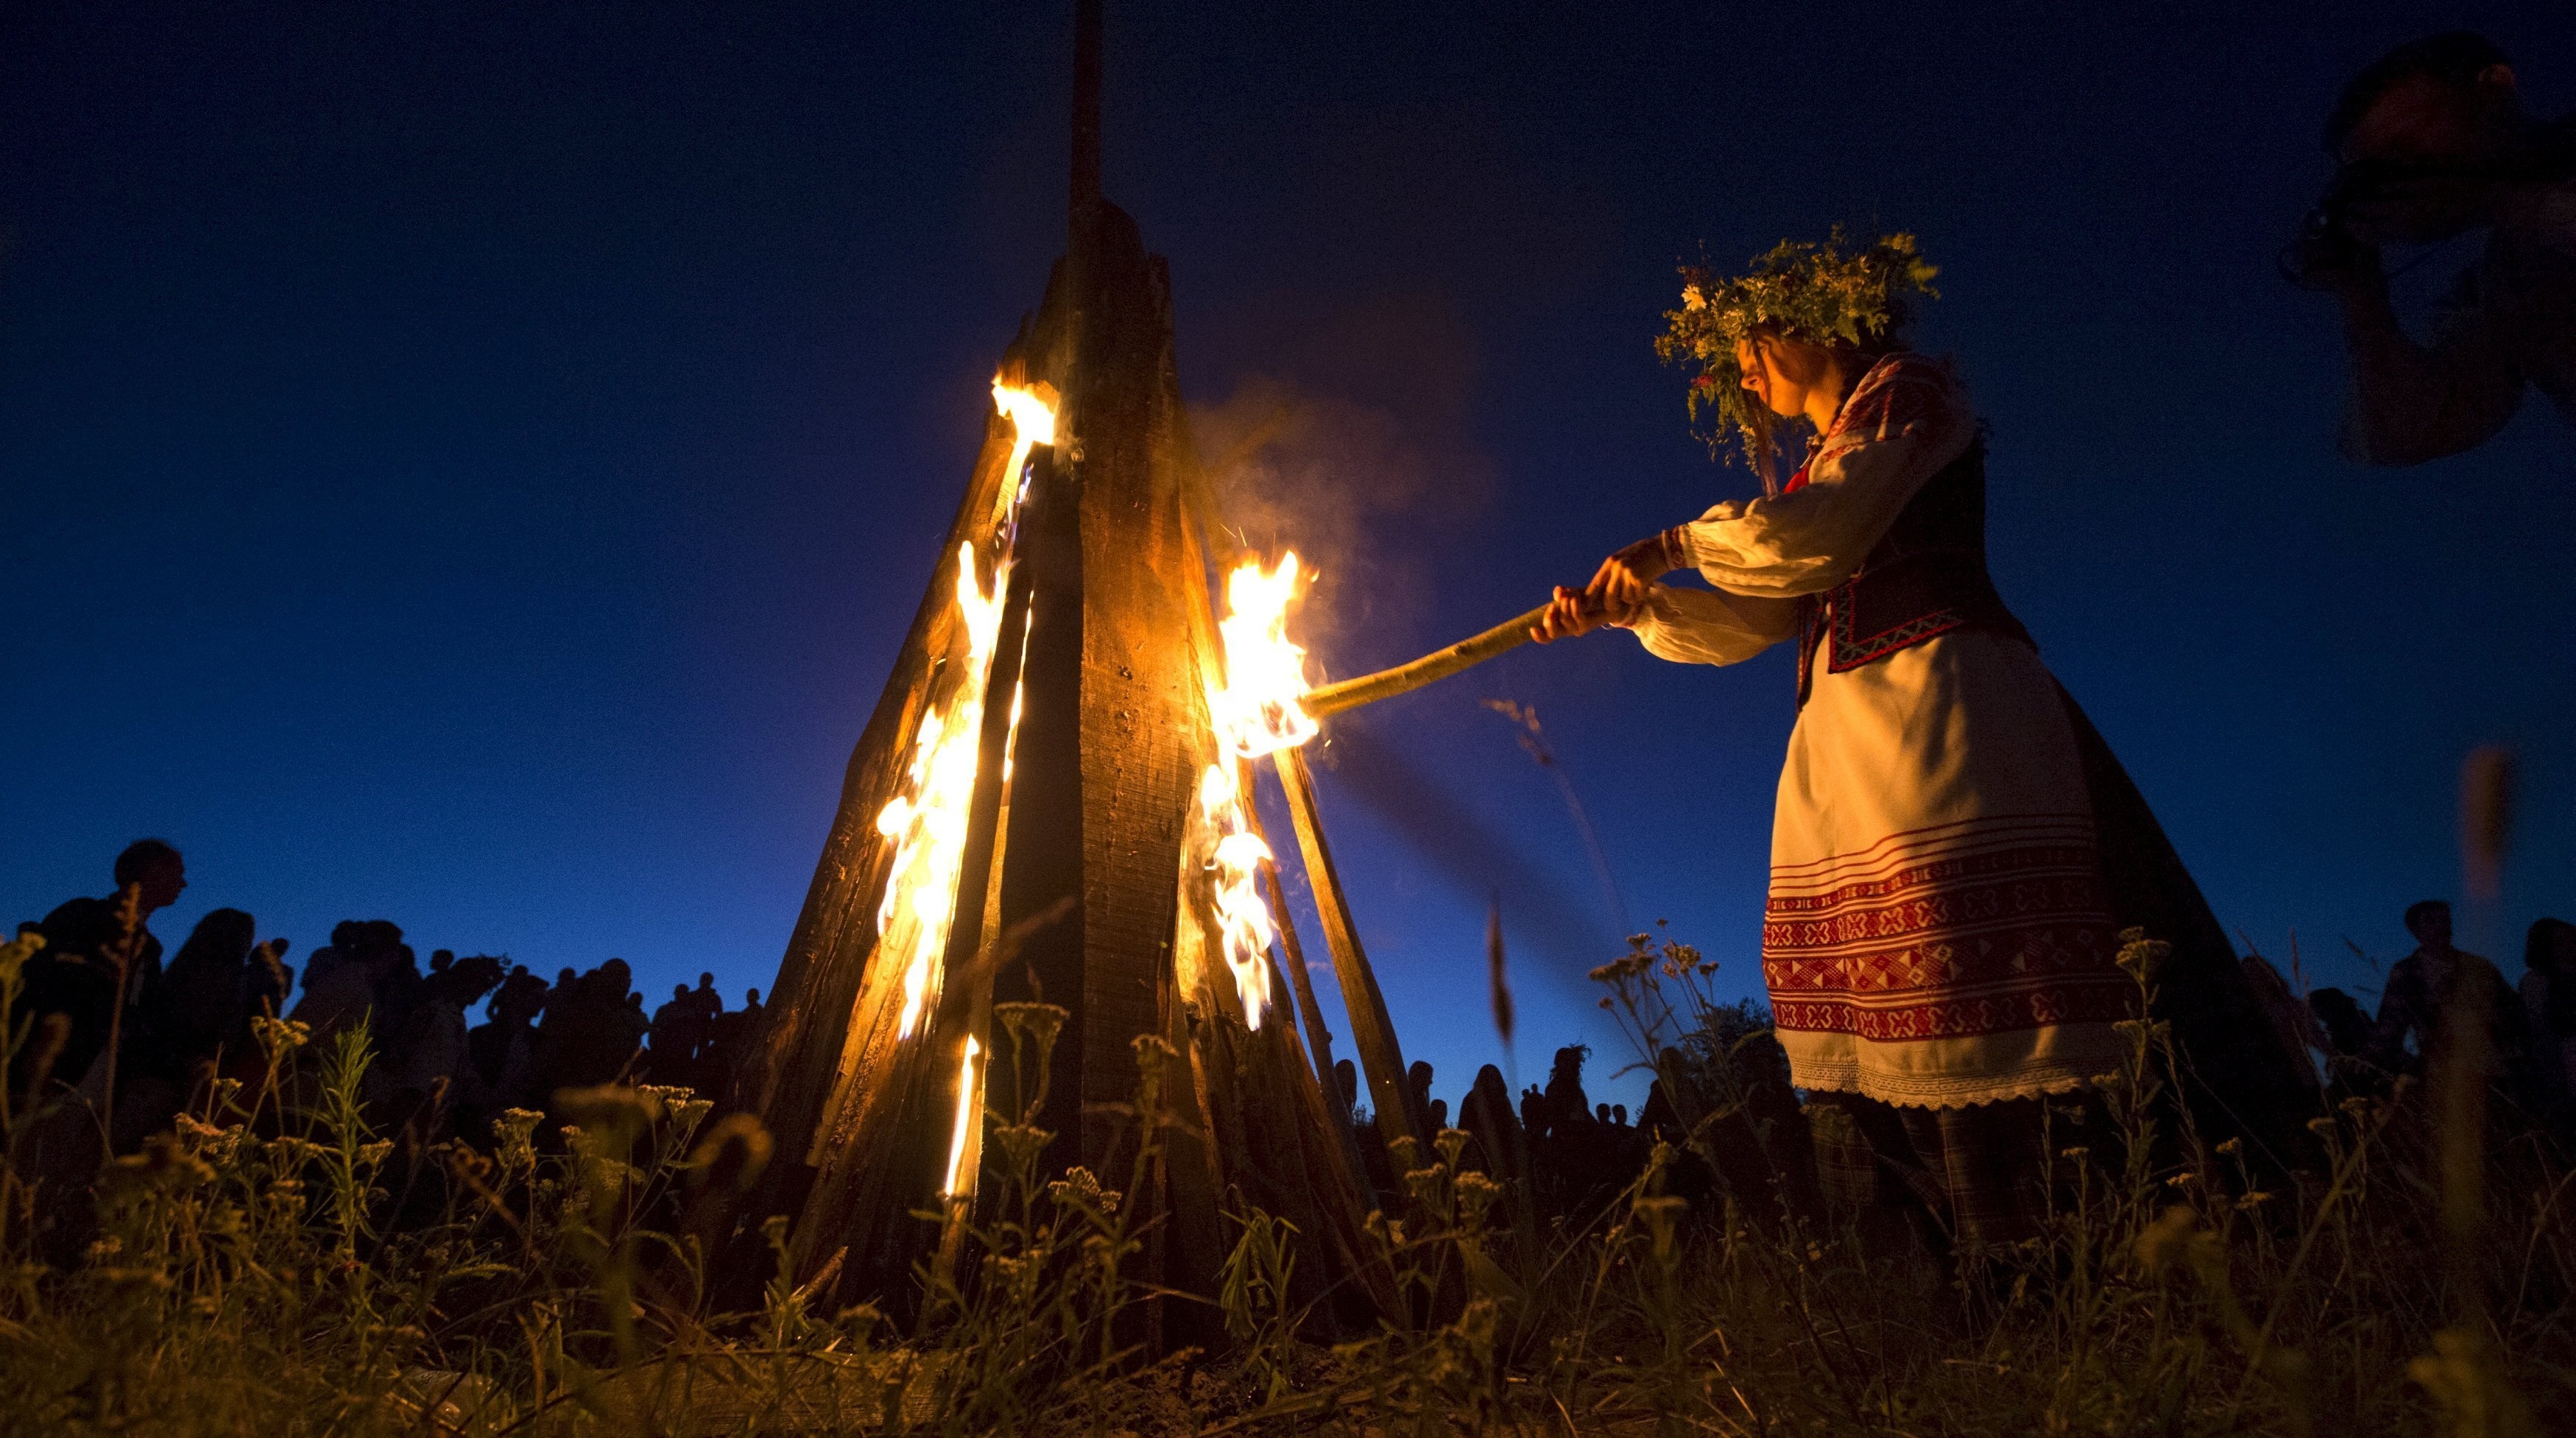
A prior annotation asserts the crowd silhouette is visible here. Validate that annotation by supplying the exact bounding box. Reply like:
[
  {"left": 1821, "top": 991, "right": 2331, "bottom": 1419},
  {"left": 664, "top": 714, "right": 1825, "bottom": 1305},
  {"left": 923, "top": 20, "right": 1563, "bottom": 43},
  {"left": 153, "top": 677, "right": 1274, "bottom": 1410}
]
[
  {"left": 14, "top": 839, "right": 2576, "bottom": 1258},
  {"left": 12, "top": 840, "right": 765, "bottom": 1164}
]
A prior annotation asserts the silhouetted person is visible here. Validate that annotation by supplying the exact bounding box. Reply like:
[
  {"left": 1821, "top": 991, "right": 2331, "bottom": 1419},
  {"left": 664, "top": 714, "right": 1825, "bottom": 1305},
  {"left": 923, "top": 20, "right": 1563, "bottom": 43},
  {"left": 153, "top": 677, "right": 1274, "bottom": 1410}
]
[
  {"left": 1544, "top": 1046, "right": 1594, "bottom": 1133},
  {"left": 20, "top": 839, "right": 187, "bottom": 1095},
  {"left": 1458, "top": 1063, "right": 1525, "bottom": 1177},
  {"left": 2371, "top": 900, "right": 2526, "bottom": 1079},
  {"left": 470, "top": 965, "right": 548, "bottom": 1104},
  {"left": 649, "top": 983, "right": 706, "bottom": 1086},
  {"left": 537, "top": 959, "right": 649, "bottom": 1097},
  {"left": 1519, "top": 1084, "right": 1548, "bottom": 1141},
  {"left": 143, "top": 908, "right": 260, "bottom": 1077},
  {"left": 2309, "top": 987, "right": 2374, "bottom": 1058},
  {"left": 1333, "top": 1058, "right": 1361, "bottom": 1124},
  {"left": 395, "top": 955, "right": 504, "bottom": 1127},
  {"left": 701, "top": 986, "right": 761, "bottom": 1102},
  {"left": 2291, "top": 32, "right": 2576, "bottom": 465},
  {"left": 1637, "top": 1078, "right": 1679, "bottom": 1139},
  {"left": 2307, "top": 986, "right": 2382, "bottom": 1099},
  {"left": 292, "top": 920, "right": 412, "bottom": 1052},
  {"left": 2240, "top": 948, "right": 2326, "bottom": 1099},
  {"left": 2520, "top": 917, "right": 2576, "bottom": 1102},
  {"left": 1407, "top": 1059, "right": 1436, "bottom": 1137}
]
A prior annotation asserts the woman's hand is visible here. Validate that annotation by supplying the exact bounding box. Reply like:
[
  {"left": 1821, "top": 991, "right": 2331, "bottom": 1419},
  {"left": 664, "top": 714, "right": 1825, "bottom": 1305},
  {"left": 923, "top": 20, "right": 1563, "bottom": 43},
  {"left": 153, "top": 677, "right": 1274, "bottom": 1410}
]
[
  {"left": 1530, "top": 582, "right": 1647, "bottom": 644},
  {"left": 1573, "top": 530, "right": 1681, "bottom": 618},
  {"left": 1532, "top": 529, "right": 1680, "bottom": 644}
]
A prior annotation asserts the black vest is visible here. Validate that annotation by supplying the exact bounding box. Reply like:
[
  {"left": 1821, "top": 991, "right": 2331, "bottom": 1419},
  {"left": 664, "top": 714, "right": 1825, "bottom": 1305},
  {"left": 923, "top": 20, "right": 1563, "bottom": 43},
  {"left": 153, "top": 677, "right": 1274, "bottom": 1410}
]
[{"left": 1794, "top": 437, "right": 2032, "bottom": 705}]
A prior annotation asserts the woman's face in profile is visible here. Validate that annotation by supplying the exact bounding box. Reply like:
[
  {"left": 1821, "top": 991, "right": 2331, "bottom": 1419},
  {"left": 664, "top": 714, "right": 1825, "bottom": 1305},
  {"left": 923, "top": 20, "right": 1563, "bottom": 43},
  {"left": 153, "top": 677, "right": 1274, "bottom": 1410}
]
[{"left": 1735, "top": 335, "right": 1817, "bottom": 420}]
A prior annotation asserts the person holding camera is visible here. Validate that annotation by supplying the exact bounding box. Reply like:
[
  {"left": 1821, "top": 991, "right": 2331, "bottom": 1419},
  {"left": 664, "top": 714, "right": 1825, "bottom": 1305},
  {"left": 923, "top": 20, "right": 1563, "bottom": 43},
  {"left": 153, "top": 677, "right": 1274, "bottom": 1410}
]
[{"left": 2292, "top": 32, "right": 2574, "bottom": 465}]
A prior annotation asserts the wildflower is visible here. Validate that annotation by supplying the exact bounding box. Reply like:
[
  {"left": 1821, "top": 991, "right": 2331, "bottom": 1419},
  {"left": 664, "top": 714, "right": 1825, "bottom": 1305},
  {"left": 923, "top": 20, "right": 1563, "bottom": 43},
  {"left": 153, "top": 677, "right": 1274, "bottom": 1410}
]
[
  {"left": 102, "top": 1132, "right": 216, "bottom": 1194},
  {"left": 2133, "top": 1205, "right": 2201, "bottom": 1276},
  {"left": 1633, "top": 1195, "right": 1690, "bottom": 1263},
  {"left": 2115, "top": 929, "right": 2170, "bottom": 985},
  {"left": 250, "top": 1015, "right": 312, "bottom": 1056},
  {"left": 995, "top": 1001, "right": 1068, "bottom": 1052},
  {"left": 1047, "top": 1165, "right": 1118, "bottom": 1217},
  {"left": 687, "top": 1113, "right": 774, "bottom": 1196},
  {"left": 1453, "top": 1171, "right": 1503, "bottom": 1227}
]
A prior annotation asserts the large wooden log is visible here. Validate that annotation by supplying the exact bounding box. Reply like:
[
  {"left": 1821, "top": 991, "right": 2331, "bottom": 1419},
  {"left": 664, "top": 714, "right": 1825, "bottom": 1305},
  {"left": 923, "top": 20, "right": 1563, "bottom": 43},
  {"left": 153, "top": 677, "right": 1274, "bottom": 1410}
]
[{"left": 741, "top": 311, "right": 1044, "bottom": 1187}]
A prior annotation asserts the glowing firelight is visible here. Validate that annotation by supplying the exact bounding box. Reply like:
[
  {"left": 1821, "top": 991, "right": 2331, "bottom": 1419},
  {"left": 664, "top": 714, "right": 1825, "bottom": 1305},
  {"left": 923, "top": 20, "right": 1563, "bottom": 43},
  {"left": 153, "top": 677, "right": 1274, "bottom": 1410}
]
[
  {"left": 874, "top": 381, "right": 1056, "bottom": 1041},
  {"left": 991, "top": 379, "right": 1057, "bottom": 523},
  {"left": 1209, "top": 552, "right": 1319, "bottom": 759},
  {"left": 941, "top": 1035, "right": 983, "bottom": 1196},
  {"left": 1188, "top": 551, "right": 1322, "bottom": 1027},
  {"left": 1196, "top": 762, "right": 1276, "bottom": 1028}
]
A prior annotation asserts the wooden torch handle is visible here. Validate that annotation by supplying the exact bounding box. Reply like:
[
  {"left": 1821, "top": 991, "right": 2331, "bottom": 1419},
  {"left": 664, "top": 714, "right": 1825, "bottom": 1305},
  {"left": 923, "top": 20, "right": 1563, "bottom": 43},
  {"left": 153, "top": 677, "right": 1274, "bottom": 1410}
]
[{"left": 1301, "top": 599, "right": 1572, "bottom": 719}]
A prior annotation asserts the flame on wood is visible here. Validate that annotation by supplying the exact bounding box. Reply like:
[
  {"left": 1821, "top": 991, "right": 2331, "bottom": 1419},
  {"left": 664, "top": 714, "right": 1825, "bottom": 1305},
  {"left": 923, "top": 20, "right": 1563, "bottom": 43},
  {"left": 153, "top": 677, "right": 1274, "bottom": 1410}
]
[
  {"left": 1194, "top": 762, "right": 1275, "bottom": 1029},
  {"left": 1190, "top": 551, "right": 1322, "bottom": 1028},
  {"left": 941, "top": 1035, "right": 984, "bottom": 1197},
  {"left": 872, "top": 382, "right": 1057, "bottom": 1040},
  {"left": 1210, "top": 552, "right": 1318, "bottom": 759}
]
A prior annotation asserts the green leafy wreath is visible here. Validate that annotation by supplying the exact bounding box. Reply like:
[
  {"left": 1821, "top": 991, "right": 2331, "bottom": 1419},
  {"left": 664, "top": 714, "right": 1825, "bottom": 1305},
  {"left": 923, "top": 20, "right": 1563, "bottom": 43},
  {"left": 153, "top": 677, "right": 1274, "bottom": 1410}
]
[{"left": 1654, "top": 228, "right": 1940, "bottom": 467}]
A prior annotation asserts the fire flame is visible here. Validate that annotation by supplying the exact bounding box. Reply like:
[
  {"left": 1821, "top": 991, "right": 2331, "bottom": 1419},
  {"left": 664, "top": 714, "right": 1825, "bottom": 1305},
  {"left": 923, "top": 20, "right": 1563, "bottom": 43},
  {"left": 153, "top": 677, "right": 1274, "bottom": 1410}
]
[
  {"left": 941, "top": 1035, "right": 982, "bottom": 1196},
  {"left": 1209, "top": 551, "right": 1318, "bottom": 759},
  {"left": 992, "top": 378, "right": 1057, "bottom": 521},
  {"left": 873, "top": 381, "right": 1056, "bottom": 1040},
  {"left": 1196, "top": 762, "right": 1275, "bottom": 1029},
  {"left": 1186, "top": 550, "right": 1321, "bottom": 1027}
]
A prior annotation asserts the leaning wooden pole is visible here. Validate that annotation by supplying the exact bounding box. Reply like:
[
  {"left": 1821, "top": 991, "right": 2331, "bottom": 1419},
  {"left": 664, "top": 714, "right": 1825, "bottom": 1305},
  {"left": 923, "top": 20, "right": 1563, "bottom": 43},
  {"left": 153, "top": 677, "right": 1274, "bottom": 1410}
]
[
  {"left": 1263, "top": 857, "right": 1338, "bottom": 1089},
  {"left": 1303, "top": 602, "right": 1554, "bottom": 719},
  {"left": 1275, "top": 745, "right": 1425, "bottom": 1149}
]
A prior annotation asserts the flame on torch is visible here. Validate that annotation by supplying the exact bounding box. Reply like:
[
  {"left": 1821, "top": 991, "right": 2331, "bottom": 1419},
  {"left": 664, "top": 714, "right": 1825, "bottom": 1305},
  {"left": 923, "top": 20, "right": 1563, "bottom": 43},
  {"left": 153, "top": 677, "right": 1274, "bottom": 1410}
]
[{"left": 873, "top": 380, "right": 1056, "bottom": 1041}]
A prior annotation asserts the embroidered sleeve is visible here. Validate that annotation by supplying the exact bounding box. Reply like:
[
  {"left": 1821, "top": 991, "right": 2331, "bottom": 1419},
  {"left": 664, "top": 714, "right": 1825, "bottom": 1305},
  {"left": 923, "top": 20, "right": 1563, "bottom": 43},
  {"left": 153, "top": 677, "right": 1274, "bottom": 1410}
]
[
  {"left": 1669, "top": 355, "right": 1976, "bottom": 598},
  {"left": 1623, "top": 583, "right": 1799, "bottom": 666}
]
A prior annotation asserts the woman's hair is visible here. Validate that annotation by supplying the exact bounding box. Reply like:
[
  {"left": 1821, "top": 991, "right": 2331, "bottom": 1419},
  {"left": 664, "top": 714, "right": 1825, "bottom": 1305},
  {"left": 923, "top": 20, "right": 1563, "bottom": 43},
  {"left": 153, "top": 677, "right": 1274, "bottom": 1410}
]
[
  {"left": 2527, "top": 917, "right": 2576, "bottom": 1035},
  {"left": 1656, "top": 229, "right": 1936, "bottom": 491},
  {"left": 173, "top": 908, "right": 257, "bottom": 970},
  {"left": 1729, "top": 329, "right": 1909, "bottom": 492}
]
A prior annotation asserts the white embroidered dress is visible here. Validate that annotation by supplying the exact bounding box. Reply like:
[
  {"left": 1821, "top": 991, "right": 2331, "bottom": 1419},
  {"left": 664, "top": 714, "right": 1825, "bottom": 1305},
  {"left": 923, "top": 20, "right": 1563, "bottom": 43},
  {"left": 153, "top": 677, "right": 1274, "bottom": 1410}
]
[{"left": 1628, "top": 355, "right": 2130, "bottom": 1107}]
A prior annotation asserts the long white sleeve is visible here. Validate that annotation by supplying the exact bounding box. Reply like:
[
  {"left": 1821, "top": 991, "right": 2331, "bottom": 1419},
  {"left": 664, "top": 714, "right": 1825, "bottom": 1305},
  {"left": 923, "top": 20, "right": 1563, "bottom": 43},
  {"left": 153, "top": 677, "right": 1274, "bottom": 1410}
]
[
  {"left": 1671, "top": 356, "right": 1977, "bottom": 598},
  {"left": 1626, "top": 584, "right": 1799, "bottom": 666}
]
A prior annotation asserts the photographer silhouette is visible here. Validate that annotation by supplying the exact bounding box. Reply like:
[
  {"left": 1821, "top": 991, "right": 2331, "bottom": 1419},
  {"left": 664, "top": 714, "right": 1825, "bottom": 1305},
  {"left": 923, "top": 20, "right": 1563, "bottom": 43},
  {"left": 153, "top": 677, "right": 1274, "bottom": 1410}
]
[{"left": 2290, "top": 33, "right": 2574, "bottom": 465}]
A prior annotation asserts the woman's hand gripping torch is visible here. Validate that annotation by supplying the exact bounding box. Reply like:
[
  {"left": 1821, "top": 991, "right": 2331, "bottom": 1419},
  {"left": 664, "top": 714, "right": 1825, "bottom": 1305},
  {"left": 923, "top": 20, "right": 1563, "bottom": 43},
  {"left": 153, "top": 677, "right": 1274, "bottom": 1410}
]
[{"left": 1299, "top": 526, "right": 1687, "bottom": 720}]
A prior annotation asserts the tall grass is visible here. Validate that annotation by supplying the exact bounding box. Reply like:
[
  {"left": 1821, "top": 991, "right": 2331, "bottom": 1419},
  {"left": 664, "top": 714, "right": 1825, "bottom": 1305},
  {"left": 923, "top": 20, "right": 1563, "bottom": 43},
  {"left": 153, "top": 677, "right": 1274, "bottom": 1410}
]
[{"left": 2, "top": 922, "right": 2569, "bottom": 1435}]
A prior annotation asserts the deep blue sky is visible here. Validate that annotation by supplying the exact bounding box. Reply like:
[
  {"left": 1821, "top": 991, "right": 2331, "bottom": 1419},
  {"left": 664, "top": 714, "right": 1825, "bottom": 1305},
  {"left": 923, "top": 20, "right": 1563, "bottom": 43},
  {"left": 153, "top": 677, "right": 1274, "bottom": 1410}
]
[{"left": 4, "top": 2, "right": 2569, "bottom": 1110}]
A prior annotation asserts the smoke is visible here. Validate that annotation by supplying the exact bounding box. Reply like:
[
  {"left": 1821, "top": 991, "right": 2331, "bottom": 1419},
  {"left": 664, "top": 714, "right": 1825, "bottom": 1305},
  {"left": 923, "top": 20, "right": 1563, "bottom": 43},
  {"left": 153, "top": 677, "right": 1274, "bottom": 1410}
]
[
  {"left": 1185, "top": 293, "right": 1493, "bottom": 677},
  {"left": 1307, "top": 719, "right": 1617, "bottom": 984}
]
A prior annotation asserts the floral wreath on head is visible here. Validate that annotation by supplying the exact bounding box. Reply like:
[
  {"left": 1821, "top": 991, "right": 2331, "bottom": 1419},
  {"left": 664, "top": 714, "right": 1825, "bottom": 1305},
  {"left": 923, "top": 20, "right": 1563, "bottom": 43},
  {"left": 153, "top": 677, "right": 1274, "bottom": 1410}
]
[{"left": 1654, "top": 228, "right": 1940, "bottom": 469}]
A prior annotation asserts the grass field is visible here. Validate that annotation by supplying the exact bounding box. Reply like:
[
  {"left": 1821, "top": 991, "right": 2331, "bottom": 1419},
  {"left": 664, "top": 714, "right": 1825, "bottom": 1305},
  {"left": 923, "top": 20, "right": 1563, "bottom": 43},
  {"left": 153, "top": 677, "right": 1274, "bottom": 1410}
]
[{"left": 3, "top": 926, "right": 2569, "bottom": 1436}]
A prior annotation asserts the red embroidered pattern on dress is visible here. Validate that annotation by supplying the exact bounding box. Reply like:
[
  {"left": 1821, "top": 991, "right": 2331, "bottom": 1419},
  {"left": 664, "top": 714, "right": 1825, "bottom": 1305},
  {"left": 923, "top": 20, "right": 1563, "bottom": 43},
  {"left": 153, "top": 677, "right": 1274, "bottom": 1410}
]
[
  {"left": 1820, "top": 356, "right": 1947, "bottom": 449},
  {"left": 1762, "top": 817, "right": 2128, "bottom": 1040}
]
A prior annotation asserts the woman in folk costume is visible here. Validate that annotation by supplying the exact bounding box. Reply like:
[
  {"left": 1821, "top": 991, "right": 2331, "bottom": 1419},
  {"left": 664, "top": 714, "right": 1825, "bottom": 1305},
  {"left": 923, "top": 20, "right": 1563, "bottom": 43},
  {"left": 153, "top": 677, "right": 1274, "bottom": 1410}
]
[{"left": 1536, "top": 233, "right": 2309, "bottom": 1248}]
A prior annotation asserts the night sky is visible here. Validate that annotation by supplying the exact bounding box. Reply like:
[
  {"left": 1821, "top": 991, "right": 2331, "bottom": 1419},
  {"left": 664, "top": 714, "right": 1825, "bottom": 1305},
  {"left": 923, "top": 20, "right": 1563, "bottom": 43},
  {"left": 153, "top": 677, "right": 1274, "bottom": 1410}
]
[{"left": 5, "top": 2, "right": 2569, "bottom": 1110}]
